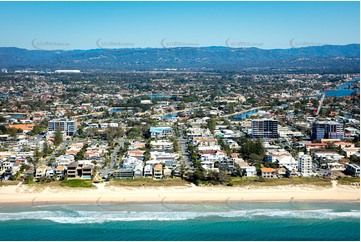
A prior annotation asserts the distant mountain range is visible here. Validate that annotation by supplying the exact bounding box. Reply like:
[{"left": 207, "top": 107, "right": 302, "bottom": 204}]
[{"left": 0, "top": 44, "right": 359, "bottom": 73}]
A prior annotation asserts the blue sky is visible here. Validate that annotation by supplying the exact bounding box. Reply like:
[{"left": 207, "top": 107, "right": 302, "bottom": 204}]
[{"left": 0, "top": 1, "right": 359, "bottom": 50}]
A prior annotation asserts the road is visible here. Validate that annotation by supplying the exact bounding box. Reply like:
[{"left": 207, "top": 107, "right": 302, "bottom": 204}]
[
  {"left": 100, "top": 138, "right": 127, "bottom": 178},
  {"left": 178, "top": 126, "right": 192, "bottom": 169},
  {"left": 45, "top": 139, "right": 71, "bottom": 166}
]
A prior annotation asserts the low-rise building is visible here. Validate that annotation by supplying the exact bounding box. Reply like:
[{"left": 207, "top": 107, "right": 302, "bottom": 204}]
[
  {"left": 35, "top": 165, "right": 47, "bottom": 179},
  {"left": 150, "top": 140, "right": 173, "bottom": 150},
  {"left": 306, "top": 143, "right": 328, "bottom": 151},
  {"left": 56, "top": 166, "right": 66, "bottom": 178},
  {"left": 261, "top": 167, "right": 276, "bottom": 178},
  {"left": 345, "top": 164, "right": 360, "bottom": 177},
  {"left": 144, "top": 164, "right": 153, "bottom": 177},
  {"left": 153, "top": 164, "right": 163, "bottom": 180},
  {"left": 133, "top": 165, "right": 144, "bottom": 177},
  {"left": 150, "top": 127, "right": 173, "bottom": 139},
  {"left": 240, "top": 165, "right": 257, "bottom": 177},
  {"left": 113, "top": 168, "right": 134, "bottom": 179},
  {"left": 275, "top": 167, "right": 287, "bottom": 178}
]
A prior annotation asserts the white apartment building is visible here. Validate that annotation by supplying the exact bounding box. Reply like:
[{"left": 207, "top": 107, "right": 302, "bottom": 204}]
[{"left": 298, "top": 152, "right": 313, "bottom": 177}]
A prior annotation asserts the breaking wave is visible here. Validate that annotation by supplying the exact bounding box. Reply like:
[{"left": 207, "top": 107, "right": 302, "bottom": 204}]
[{"left": 0, "top": 208, "right": 359, "bottom": 224}]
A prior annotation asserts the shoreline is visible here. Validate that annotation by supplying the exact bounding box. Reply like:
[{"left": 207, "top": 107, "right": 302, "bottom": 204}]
[{"left": 0, "top": 183, "right": 359, "bottom": 206}]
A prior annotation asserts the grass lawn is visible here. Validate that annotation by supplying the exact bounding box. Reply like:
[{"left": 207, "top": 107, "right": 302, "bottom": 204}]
[
  {"left": 0, "top": 180, "right": 20, "bottom": 186},
  {"left": 337, "top": 177, "right": 360, "bottom": 185},
  {"left": 107, "top": 178, "right": 190, "bottom": 187},
  {"left": 59, "top": 179, "right": 94, "bottom": 188},
  {"left": 229, "top": 177, "right": 332, "bottom": 187}
]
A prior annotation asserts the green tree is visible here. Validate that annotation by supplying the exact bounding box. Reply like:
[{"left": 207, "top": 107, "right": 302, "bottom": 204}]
[
  {"left": 54, "top": 128, "right": 63, "bottom": 146},
  {"left": 126, "top": 127, "right": 141, "bottom": 139},
  {"left": 240, "top": 138, "right": 265, "bottom": 160},
  {"left": 191, "top": 167, "right": 206, "bottom": 185},
  {"left": 206, "top": 119, "right": 217, "bottom": 133},
  {"left": 29, "top": 125, "right": 42, "bottom": 136},
  {"left": 42, "top": 141, "right": 51, "bottom": 157},
  {"left": 179, "top": 164, "right": 188, "bottom": 180},
  {"left": 218, "top": 169, "right": 231, "bottom": 184}
]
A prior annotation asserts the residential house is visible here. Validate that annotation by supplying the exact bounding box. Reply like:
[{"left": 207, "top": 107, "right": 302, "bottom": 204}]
[
  {"left": 266, "top": 151, "right": 298, "bottom": 171},
  {"left": 46, "top": 167, "right": 54, "bottom": 178},
  {"left": 275, "top": 167, "right": 287, "bottom": 178},
  {"left": 163, "top": 168, "right": 172, "bottom": 178},
  {"left": 153, "top": 164, "right": 163, "bottom": 180},
  {"left": 150, "top": 140, "right": 173, "bottom": 151},
  {"left": 133, "top": 165, "right": 144, "bottom": 177},
  {"left": 240, "top": 165, "right": 257, "bottom": 177},
  {"left": 334, "top": 142, "right": 355, "bottom": 149},
  {"left": 306, "top": 143, "right": 328, "bottom": 151},
  {"left": 56, "top": 155, "right": 75, "bottom": 167},
  {"left": 326, "top": 162, "right": 346, "bottom": 171},
  {"left": 129, "top": 142, "right": 146, "bottom": 150},
  {"left": 35, "top": 165, "right": 47, "bottom": 179},
  {"left": 144, "top": 164, "right": 153, "bottom": 177},
  {"left": 343, "top": 148, "right": 360, "bottom": 158},
  {"left": 261, "top": 167, "right": 276, "bottom": 178},
  {"left": 127, "top": 150, "right": 145, "bottom": 161},
  {"left": 313, "top": 150, "right": 344, "bottom": 161},
  {"left": 193, "top": 137, "right": 217, "bottom": 147},
  {"left": 56, "top": 166, "right": 66, "bottom": 178},
  {"left": 186, "top": 127, "right": 211, "bottom": 139},
  {"left": 223, "top": 139, "right": 239, "bottom": 149},
  {"left": 122, "top": 157, "right": 143, "bottom": 168},
  {"left": 149, "top": 151, "right": 178, "bottom": 168}
]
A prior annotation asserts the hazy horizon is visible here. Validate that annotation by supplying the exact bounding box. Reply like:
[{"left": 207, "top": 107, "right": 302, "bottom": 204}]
[{"left": 1, "top": 43, "right": 360, "bottom": 52}]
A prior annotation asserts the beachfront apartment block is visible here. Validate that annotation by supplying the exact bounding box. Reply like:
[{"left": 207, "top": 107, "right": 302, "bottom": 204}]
[
  {"left": 113, "top": 168, "right": 134, "bottom": 179},
  {"left": 48, "top": 118, "right": 77, "bottom": 136},
  {"left": 311, "top": 121, "right": 344, "bottom": 140},
  {"left": 251, "top": 119, "right": 278, "bottom": 138},
  {"left": 66, "top": 161, "right": 94, "bottom": 179},
  {"left": 297, "top": 152, "right": 313, "bottom": 177}
]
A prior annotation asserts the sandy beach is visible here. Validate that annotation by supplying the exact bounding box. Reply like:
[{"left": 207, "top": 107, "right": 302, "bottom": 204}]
[{"left": 0, "top": 181, "right": 359, "bottom": 206}]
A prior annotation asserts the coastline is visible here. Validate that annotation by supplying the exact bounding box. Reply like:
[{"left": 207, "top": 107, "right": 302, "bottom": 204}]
[{"left": 0, "top": 182, "right": 359, "bottom": 206}]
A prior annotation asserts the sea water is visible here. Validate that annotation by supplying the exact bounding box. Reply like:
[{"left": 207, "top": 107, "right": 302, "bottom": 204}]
[{"left": 0, "top": 202, "right": 359, "bottom": 241}]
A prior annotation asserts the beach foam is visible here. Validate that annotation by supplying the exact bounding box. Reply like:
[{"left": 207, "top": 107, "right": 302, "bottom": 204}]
[{"left": 0, "top": 208, "right": 359, "bottom": 224}]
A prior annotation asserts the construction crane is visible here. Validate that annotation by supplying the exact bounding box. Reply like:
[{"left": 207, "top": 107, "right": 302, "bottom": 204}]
[{"left": 314, "top": 89, "right": 327, "bottom": 116}]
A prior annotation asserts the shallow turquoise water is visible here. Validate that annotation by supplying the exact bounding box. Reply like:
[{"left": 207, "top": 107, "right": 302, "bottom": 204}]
[{"left": 0, "top": 202, "right": 359, "bottom": 241}]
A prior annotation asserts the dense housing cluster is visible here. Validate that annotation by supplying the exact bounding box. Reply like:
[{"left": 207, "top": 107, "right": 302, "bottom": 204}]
[{"left": 0, "top": 71, "right": 359, "bottom": 185}]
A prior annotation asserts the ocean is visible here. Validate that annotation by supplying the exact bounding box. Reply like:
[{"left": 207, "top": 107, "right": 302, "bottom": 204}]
[{"left": 0, "top": 202, "right": 359, "bottom": 241}]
